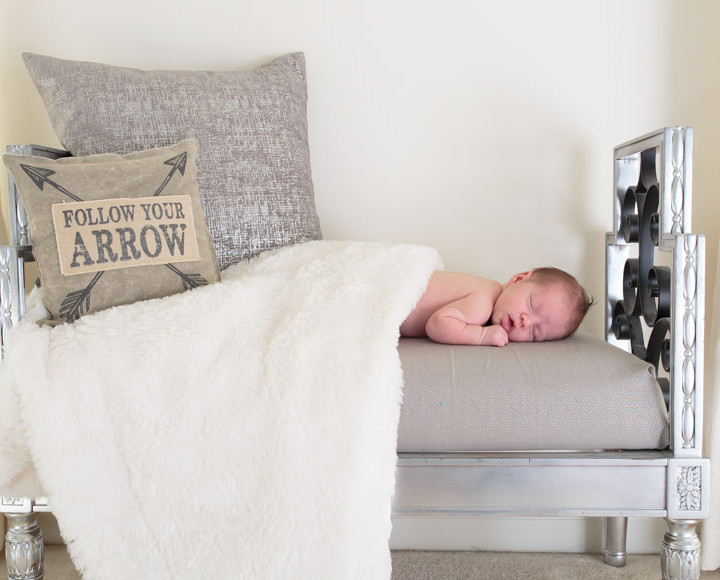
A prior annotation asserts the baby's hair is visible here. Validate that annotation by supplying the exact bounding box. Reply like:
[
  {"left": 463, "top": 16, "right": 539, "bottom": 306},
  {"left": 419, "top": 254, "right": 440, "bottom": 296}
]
[{"left": 531, "top": 267, "right": 595, "bottom": 337}]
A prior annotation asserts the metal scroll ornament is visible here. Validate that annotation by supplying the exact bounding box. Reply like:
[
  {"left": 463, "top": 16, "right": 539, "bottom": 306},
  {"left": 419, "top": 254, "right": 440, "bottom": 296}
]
[
  {"left": 612, "top": 149, "right": 672, "bottom": 395},
  {"left": 610, "top": 131, "right": 699, "bottom": 451}
]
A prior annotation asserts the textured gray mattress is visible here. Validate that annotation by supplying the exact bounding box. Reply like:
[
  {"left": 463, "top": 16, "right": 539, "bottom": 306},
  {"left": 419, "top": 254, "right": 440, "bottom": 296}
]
[{"left": 397, "top": 332, "right": 668, "bottom": 452}]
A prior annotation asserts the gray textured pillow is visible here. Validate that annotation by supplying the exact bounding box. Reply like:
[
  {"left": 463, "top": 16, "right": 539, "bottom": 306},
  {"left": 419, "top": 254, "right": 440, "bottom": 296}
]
[
  {"left": 3, "top": 140, "right": 220, "bottom": 323},
  {"left": 22, "top": 52, "right": 322, "bottom": 270}
]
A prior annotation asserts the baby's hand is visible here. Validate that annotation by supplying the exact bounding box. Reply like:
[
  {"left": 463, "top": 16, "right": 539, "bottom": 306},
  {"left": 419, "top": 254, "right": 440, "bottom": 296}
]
[{"left": 481, "top": 325, "right": 509, "bottom": 347}]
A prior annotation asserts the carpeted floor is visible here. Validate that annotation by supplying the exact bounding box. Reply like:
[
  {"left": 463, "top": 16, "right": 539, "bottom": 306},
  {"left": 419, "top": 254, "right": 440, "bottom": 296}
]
[
  {"left": 5, "top": 546, "right": 720, "bottom": 579},
  {"left": 393, "top": 550, "right": 720, "bottom": 579}
]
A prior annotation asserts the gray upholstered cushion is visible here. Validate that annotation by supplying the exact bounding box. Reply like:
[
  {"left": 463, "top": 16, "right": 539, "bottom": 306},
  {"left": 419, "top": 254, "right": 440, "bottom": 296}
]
[
  {"left": 22, "top": 52, "right": 322, "bottom": 270},
  {"left": 3, "top": 140, "right": 220, "bottom": 323},
  {"left": 397, "top": 332, "right": 668, "bottom": 452}
]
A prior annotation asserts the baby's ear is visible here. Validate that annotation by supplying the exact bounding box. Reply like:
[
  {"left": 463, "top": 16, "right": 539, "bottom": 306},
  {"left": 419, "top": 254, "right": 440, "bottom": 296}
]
[{"left": 509, "top": 270, "right": 534, "bottom": 284}]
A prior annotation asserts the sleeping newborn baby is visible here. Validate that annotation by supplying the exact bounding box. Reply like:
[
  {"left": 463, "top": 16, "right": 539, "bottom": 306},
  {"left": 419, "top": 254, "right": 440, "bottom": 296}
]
[{"left": 400, "top": 267, "right": 593, "bottom": 346}]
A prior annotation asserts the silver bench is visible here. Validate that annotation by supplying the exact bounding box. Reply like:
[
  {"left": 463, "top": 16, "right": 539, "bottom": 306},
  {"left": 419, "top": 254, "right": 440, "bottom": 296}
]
[{"left": 1, "top": 127, "right": 709, "bottom": 580}]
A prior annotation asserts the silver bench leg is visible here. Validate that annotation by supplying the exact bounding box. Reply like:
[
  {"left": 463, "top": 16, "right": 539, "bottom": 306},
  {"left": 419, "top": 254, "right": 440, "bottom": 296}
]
[
  {"left": 4, "top": 513, "right": 45, "bottom": 580},
  {"left": 661, "top": 518, "right": 701, "bottom": 580},
  {"left": 603, "top": 516, "right": 628, "bottom": 567}
]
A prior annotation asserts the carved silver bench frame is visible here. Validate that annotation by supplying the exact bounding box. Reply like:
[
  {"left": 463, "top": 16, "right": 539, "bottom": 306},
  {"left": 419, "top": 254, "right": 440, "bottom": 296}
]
[
  {"left": 1, "top": 129, "right": 709, "bottom": 580},
  {"left": 2, "top": 145, "right": 68, "bottom": 580}
]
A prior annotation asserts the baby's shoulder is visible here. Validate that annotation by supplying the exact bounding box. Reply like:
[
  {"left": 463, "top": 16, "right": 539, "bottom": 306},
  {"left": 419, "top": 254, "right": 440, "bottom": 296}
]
[{"left": 467, "top": 277, "right": 502, "bottom": 301}]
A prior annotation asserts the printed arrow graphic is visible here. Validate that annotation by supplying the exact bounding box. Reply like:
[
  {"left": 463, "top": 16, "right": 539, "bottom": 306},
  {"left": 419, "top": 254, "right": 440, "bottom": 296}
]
[
  {"left": 59, "top": 271, "right": 104, "bottom": 322},
  {"left": 165, "top": 264, "right": 209, "bottom": 290},
  {"left": 153, "top": 152, "right": 188, "bottom": 197},
  {"left": 20, "top": 164, "right": 83, "bottom": 202}
]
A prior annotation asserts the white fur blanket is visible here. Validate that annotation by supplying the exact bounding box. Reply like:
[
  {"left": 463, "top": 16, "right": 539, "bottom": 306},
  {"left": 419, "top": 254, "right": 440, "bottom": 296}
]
[{"left": 0, "top": 240, "right": 439, "bottom": 580}]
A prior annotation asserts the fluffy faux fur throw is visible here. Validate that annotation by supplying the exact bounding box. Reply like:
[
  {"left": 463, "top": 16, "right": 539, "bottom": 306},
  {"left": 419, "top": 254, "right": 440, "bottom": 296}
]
[{"left": 0, "top": 240, "right": 439, "bottom": 579}]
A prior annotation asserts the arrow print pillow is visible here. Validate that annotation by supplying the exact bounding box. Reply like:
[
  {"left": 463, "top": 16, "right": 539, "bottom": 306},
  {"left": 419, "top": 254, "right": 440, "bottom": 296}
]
[{"left": 3, "top": 139, "right": 220, "bottom": 323}]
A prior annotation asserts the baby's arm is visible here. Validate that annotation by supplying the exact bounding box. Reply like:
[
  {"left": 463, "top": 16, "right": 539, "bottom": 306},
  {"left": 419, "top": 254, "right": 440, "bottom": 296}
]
[{"left": 424, "top": 285, "right": 508, "bottom": 346}]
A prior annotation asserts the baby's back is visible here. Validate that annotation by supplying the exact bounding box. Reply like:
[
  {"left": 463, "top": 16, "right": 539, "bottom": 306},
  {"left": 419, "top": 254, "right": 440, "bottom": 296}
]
[{"left": 400, "top": 271, "right": 499, "bottom": 337}]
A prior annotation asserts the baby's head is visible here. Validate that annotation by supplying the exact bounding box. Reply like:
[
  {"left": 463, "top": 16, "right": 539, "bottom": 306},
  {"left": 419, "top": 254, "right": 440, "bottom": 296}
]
[{"left": 491, "top": 267, "right": 594, "bottom": 342}]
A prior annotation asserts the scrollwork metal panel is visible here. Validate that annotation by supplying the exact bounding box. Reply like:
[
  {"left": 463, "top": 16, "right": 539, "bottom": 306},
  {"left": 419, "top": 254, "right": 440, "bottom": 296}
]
[
  {"left": 607, "top": 127, "right": 704, "bottom": 456},
  {"left": 611, "top": 127, "right": 693, "bottom": 250}
]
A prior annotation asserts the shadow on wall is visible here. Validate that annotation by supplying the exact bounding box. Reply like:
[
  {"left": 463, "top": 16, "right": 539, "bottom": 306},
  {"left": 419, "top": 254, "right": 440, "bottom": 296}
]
[
  {"left": 666, "top": 1, "right": 720, "bottom": 326},
  {"left": 474, "top": 94, "right": 605, "bottom": 334}
]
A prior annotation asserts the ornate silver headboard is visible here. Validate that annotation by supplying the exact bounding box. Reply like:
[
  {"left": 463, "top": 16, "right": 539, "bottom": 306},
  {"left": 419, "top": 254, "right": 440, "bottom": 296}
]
[{"left": 606, "top": 126, "right": 705, "bottom": 458}]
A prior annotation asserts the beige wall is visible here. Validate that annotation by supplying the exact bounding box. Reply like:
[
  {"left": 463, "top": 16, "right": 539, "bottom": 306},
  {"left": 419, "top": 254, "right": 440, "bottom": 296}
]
[
  {"left": 5, "top": 0, "right": 719, "bottom": 337},
  {"left": 1, "top": 0, "right": 719, "bottom": 552}
]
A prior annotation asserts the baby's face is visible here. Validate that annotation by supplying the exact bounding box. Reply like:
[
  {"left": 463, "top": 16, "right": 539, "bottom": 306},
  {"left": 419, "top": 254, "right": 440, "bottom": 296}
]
[{"left": 490, "top": 279, "right": 572, "bottom": 342}]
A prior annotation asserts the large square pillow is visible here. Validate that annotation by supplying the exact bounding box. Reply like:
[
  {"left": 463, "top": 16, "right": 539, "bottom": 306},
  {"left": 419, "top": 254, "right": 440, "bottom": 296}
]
[
  {"left": 22, "top": 52, "right": 322, "bottom": 270},
  {"left": 3, "top": 139, "right": 220, "bottom": 323}
]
